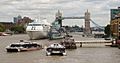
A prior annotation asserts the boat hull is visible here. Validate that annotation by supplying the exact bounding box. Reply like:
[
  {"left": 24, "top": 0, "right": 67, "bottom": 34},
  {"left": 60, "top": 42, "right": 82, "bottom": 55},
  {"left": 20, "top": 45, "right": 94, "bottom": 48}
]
[
  {"left": 46, "top": 48, "right": 66, "bottom": 56},
  {"left": 20, "top": 47, "right": 41, "bottom": 51},
  {"left": 27, "top": 31, "right": 48, "bottom": 40},
  {"left": 6, "top": 47, "right": 41, "bottom": 52},
  {"left": 6, "top": 48, "right": 19, "bottom": 52}
]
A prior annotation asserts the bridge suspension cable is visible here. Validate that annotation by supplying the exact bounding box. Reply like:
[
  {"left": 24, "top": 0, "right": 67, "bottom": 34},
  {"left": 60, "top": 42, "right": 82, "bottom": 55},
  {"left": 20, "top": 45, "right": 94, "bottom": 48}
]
[{"left": 90, "top": 19, "right": 104, "bottom": 30}]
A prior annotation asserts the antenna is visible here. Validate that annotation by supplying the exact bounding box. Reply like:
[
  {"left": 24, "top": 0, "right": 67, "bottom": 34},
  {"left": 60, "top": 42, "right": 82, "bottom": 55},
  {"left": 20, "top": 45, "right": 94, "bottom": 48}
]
[
  {"left": 38, "top": 14, "right": 41, "bottom": 21},
  {"left": 87, "top": 9, "right": 88, "bottom": 13}
]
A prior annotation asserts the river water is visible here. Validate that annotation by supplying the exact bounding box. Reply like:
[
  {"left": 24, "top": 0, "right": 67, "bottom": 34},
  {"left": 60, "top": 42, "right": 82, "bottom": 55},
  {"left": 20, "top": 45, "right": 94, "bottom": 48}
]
[{"left": 0, "top": 34, "right": 120, "bottom": 63}]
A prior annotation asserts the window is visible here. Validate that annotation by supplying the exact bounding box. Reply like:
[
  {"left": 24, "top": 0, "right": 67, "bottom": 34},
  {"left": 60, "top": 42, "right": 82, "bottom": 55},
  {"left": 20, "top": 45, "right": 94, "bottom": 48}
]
[
  {"left": 10, "top": 44, "right": 21, "bottom": 47},
  {"left": 28, "top": 24, "right": 42, "bottom": 26}
]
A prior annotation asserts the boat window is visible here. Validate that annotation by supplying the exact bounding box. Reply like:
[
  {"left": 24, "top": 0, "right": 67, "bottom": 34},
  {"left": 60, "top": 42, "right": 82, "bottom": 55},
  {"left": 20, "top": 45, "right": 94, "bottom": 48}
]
[
  {"left": 21, "top": 44, "right": 38, "bottom": 48},
  {"left": 32, "top": 44, "right": 38, "bottom": 47},
  {"left": 22, "top": 45, "right": 27, "bottom": 48},
  {"left": 28, "top": 24, "right": 33, "bottom": 26},
  {"left": 23, "top": 44, "right": 32, "bottom": 48},
  {"left": 28, "top": 24, "right": 42, "bottom": 26},
  {"left": 10, "top": 44, "right": 21, "bottom": 47}
]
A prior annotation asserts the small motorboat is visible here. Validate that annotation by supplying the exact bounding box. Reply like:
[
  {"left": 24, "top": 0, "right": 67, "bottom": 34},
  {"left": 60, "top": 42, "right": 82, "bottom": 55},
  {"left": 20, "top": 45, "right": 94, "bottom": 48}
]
[
  {"left": 0, "top": 32, "right": 10, "bottom": 36},
  {"left": 6, "top": 40, "right": 42, "bottom": 52},
  {"left": 46, "top": 43, "right": 66, "bottom": 56},
  {"left": 60, "top": 37, "right": 77, "bottom": 49}
]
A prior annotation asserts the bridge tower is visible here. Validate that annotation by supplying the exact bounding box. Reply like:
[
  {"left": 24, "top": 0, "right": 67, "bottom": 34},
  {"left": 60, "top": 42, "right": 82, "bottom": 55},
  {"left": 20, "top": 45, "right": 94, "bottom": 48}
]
[
  {"left": 54, "top": 10, "right": 92, "bottom": 36},
  {"left": 84, "top": 10, "right": 91, "bottom": 35},
  {"left": 55, "top": 10, "right": 62, "bottom": 27}
]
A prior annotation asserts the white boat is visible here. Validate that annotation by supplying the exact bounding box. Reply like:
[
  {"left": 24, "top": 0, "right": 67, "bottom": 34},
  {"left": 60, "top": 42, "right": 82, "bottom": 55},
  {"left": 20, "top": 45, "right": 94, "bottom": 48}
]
[
  {"left": 26, "top": 19, "right": 51, "bottom": 40},
  {"left": 6, "top": 40, "right": 42, "bottom": 52},
  {"left": 46, "top": 43, "right": 66, "bottom": 56}
]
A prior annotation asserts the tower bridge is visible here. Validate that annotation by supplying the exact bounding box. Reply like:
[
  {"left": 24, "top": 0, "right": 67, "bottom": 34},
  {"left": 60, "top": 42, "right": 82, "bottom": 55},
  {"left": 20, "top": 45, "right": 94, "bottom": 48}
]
[
  {"left": 55, "top": 10, "right": 91, "bottom": 35},
  {"left": 63, "top": 17, "right": 85, "bottom": 19}
]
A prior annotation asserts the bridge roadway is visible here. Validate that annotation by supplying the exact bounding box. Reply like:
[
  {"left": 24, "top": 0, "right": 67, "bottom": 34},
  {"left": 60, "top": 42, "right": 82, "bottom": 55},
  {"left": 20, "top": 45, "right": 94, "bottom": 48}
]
[
  {"left": 63, "top": 17, "right": 85, "bottom": 19},
  {"left": 69, "top": 32, "right": 112, "bottom": 47}
]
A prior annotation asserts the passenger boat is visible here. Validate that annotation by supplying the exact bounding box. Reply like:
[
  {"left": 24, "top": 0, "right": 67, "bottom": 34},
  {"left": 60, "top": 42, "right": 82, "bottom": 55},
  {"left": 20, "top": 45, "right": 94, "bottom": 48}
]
[
  {"left": 26, "top": 19, "right": 51, "bottom": 40},
  {"left": 6, "top": 40, "right": 42, "bottom": 52},
  {"left": 60, "top": 37, "right": 77, "bottom": 49},
  {"left": 46, "top": 43, "right": 66, "bottom": 56}
]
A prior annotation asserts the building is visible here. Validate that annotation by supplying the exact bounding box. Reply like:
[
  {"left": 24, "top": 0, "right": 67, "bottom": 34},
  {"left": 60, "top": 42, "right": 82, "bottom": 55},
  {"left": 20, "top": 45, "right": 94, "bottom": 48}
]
[
  {"left": 13, "top": 15, "right": 22, "bottom": 23},
  {"left": 110, "top": 7, "right": 120, "bottom": 39},
  {"left": 0, "top": 22, "right": 14, "bottom": 30},
  {"left": 13, "top": 15, "right": 33, "bottom": 26},
  {"left": 0, "top": 16, "right": 33, "bottom": 31},
  {"left": 111, "top": 17, "right": 120, "bottom": 38}
]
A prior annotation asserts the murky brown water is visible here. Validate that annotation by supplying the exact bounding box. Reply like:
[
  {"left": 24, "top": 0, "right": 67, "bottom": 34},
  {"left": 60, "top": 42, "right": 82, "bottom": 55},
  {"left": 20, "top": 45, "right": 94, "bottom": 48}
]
[{"left": 0, "top": 34, "right": 120, "bottom": 63}]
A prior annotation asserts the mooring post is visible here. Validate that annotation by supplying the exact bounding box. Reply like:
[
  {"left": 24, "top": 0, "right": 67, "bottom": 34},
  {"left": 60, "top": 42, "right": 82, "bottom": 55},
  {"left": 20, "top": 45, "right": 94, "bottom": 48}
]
[{"left": 80, "top": 42, "right": 82, "bottom": 47}]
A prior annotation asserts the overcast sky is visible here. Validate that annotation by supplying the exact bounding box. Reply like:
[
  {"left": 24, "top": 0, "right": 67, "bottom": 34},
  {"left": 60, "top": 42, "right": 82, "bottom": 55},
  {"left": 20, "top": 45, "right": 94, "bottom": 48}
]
[{"left": 0, "top": 0, "right": 120, "bottom": 27}]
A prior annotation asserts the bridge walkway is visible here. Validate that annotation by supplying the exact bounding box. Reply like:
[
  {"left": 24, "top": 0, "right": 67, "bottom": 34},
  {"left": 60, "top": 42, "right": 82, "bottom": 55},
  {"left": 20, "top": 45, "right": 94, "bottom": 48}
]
[{"left": 75, "top": 40, "right": 112, "bottom": 47}]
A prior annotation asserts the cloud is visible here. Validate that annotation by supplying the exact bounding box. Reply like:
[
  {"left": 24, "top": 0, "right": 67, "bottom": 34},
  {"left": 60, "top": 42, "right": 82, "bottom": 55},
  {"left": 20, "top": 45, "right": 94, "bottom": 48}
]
[{"left": 0, "top": 0, "right": 120, "bottom": 26}]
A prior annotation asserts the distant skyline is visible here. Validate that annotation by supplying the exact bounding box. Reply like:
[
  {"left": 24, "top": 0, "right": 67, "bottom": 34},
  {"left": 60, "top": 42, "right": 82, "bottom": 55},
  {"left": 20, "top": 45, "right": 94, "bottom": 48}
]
[{"left": 0, "top": 0, "right": 120, "bottom": 27}]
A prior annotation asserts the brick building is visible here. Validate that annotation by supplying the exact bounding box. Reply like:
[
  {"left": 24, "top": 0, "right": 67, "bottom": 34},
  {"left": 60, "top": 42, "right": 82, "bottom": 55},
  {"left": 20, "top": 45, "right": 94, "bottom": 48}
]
[
  {"left": 110, "top": 7, "right": 120, "bottom": 39},
  {"left": 0, "top": 22, "right": 14, "bottom": 30}
]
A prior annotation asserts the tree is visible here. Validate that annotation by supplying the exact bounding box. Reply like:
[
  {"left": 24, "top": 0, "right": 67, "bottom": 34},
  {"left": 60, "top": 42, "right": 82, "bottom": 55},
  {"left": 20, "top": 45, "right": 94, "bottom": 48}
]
[
  {"left": 10, "top": 25, "right": 25, "bottom": 33},
  {"left": 104, "top": 24, "right": 110, "bottom": 37},
  {"left": 0, "top": 24, "right": 5, "bottom": 32}
]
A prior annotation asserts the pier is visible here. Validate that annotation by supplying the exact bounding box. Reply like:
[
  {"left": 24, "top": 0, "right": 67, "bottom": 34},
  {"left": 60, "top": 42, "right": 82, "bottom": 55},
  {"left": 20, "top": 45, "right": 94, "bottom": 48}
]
[{"left": 75, "top": 40, "right": 112, "bottom": 47}]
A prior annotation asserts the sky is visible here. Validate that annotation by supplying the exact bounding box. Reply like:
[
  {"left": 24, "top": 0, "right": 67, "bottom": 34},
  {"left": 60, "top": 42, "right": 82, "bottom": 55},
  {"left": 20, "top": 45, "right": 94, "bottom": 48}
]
[{"left": 0, "top": 0, "right": 120, "bottom": 27}]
